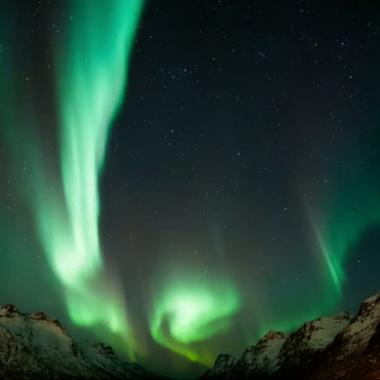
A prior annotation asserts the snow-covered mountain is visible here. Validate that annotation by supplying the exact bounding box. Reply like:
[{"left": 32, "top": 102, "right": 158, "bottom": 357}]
[
  {"left": 233, "top": 331, "right": 288, "bottom": 377},
  {"left": 202, "top": 292, "right": 380, "bottom": 380},
  {"left": 2, "top": 294, "right": 379, "bottom": 380},
  {"left": 309, "top": 293, "right": 380, "bottom": 380},
  {"left": 0, "top": 304, "right": 153, "bottom": 380},
  {"left": 277, "top": 312, "right": 351, "bottom": 375}
]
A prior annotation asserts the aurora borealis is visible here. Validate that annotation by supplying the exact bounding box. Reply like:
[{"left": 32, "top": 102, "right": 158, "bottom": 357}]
[
  {"left": 1, "top": 1, "right": 380, "bottom": 378},
  {"left": 149, "top": 269, "right": 240, "bottom": 366},
  {"left": 44, "top": 0, "right": 143, "bottom": 350},
  {"left": 1, "top": 0, "right": 144, "bottom": 357}
]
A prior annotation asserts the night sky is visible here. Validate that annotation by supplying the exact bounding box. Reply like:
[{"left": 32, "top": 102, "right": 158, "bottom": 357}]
[{"left": 1, "top": 1, "right": 380, "bottom": 378}]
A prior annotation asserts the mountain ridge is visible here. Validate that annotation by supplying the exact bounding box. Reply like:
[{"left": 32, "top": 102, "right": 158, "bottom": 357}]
[
  {"left": 1, "top": 293, "right": 379, "bottom": 379},
  {"left": 0, "top": 304, "right": 155, "bottom": 380},
  {"left": 202, "top": 292, "right": 380, "bottom": 380}
]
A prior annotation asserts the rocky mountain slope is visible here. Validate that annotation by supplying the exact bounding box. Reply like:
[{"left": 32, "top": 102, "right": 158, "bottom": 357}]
[
  {"left": 0, "top": 304, "right": 153, "bottom": 380},
  {"left": 202, "top": 292, "right": 380, "bottom": 380}
]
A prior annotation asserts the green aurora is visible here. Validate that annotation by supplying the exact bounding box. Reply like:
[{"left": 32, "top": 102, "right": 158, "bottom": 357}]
[
  {"left": 309, "top": 156, "right": 380, "bottom": 300},
  {"left": 0, "top": 1, "right": 379, "bottom": 376},
  {"left": 149, "top": 270, "right": 240, "bottom": 366},
  {"left": 1, "top": 0, "right": 144, "bottom": 357},
  {"left": 45, "top": 0, "right": 143, "bottom": 348}
]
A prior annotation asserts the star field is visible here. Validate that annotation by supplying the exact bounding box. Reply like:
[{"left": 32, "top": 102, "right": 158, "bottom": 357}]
[{"left": 0, "top": 1, "right": 380, "bottom": 378}]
